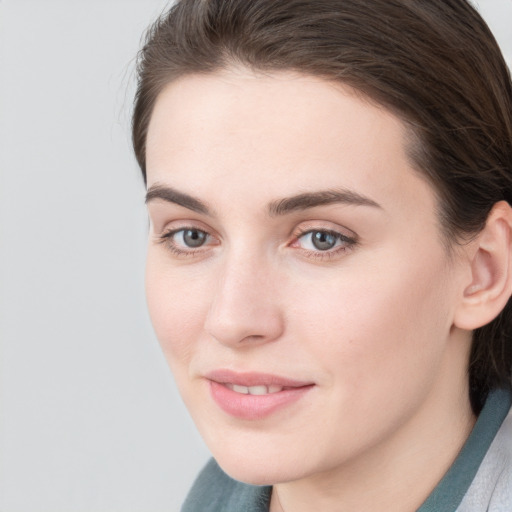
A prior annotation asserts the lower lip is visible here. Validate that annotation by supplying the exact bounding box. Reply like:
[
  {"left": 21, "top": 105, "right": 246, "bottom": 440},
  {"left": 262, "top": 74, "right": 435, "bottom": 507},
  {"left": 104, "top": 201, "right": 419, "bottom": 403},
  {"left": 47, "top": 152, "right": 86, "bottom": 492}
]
[{"left": 209, "top": 380, "right": 313, "bottom": 420}]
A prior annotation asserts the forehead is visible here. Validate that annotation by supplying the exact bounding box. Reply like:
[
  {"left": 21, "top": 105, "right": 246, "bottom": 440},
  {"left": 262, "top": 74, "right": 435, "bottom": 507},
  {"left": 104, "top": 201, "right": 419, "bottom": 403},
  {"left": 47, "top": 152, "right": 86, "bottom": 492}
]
[{"left": 145, "top": 68, "right": 436, "bottom": 221}]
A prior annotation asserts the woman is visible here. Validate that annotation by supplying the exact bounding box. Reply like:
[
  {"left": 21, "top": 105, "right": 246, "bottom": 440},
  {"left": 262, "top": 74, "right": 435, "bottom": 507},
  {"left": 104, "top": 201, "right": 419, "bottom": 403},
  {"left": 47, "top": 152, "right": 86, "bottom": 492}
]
[{"left": 132, "top": 1, "right": 512, "bottom": 510}]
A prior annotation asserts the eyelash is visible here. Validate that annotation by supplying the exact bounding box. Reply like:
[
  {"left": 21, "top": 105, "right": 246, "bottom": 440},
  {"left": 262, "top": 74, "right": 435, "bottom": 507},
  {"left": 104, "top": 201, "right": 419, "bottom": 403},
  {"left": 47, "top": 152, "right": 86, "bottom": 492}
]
[
  {"left": 156, "top": 226, "right": 357, "bottom": 260},
  {"left": 156, "top": 227, "right": 214, "bottom": 257},
  {"left": 291, "top": 228, "right": 357, "bottom": 259}
]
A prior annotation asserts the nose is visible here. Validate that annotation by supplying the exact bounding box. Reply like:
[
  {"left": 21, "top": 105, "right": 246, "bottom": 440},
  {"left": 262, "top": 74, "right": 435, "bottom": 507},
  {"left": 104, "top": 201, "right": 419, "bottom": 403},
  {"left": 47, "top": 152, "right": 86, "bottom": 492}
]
[{"left": 204, "top": 252, "right": 285, "bottom": 347}]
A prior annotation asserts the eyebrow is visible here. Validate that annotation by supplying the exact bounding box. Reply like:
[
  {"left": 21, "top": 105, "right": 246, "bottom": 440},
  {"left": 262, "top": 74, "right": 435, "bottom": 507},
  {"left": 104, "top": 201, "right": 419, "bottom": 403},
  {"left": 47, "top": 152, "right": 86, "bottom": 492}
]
[
  {"left": 145, "top": 184, "right": 210, "bottom": 215},
  {"left": 145, "top": 185, "right": 381, "bottom": 216},
  {"left": 268, "top": 189, "right": 382, "bottom": 216}
]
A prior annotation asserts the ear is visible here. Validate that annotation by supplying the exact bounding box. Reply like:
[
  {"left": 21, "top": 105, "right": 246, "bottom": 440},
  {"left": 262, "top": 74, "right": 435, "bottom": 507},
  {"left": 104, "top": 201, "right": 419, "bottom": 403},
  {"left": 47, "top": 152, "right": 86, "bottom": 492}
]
[{"left": 454, "top": 201, "right": 512, "bottom": 330}]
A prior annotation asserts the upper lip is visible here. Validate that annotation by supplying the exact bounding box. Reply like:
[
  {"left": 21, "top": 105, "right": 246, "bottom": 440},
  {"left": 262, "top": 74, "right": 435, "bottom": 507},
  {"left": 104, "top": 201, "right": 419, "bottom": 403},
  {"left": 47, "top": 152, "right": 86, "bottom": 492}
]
[{"left": 205, "top": 369, "right": 314, "bottom": 388}]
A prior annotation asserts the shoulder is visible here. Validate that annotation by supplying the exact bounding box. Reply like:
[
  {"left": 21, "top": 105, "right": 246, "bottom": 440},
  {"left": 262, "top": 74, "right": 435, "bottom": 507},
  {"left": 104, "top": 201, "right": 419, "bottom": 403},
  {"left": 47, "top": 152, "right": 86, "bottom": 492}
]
[
  {"left": 181, "top": 458, "right": 272, "bottom": 512},
  {"left": 458, "top": 406, "right": 512, "bottom": 511}
]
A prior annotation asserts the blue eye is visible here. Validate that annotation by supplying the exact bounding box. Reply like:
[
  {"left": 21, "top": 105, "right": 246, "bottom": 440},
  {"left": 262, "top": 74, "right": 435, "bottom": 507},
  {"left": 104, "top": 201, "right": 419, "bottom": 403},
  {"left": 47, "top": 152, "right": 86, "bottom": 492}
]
[
  {"left": 297, "top": 230, "right": 353, "bottom": 252},
  {"left": 176, "top": 228, "right": 208, "bottom": 248},
  {"left": 158, "top": 227, "right": 211, "bottom": 255}
]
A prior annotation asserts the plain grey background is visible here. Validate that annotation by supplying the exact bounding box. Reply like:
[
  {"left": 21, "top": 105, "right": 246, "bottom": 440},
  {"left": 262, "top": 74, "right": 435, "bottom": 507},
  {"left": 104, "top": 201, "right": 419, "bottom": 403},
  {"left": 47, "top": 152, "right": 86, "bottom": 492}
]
[{"left": 0, "top": 1, "right": 511, "bottom": 511}]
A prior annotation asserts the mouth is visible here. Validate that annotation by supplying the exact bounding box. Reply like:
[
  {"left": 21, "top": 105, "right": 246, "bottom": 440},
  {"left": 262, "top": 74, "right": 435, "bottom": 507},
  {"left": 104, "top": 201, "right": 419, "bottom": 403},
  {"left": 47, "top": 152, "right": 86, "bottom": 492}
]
[
  {"left": 224, "top": 383, "right": 295, "bottom": 395},
  {"left": 205, "top": 370, "right": 314, "bottom": 420}
]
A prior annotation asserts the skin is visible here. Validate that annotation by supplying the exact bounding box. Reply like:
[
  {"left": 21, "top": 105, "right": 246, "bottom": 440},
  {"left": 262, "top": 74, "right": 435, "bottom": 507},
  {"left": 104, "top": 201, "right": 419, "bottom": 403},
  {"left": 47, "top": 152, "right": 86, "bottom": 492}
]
[{"left": 144, "top": 68, "right": 478, "bottom": 511}]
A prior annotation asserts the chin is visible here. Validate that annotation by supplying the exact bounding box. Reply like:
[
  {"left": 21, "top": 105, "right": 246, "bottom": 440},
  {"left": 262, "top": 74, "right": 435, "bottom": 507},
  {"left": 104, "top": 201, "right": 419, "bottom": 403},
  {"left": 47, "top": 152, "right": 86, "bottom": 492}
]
[
  {"left": 208, "top": 438, "right": 317, "bottom": 486},
  {"left": 216, "top": 456, "right": 290, "bottom": 486}
]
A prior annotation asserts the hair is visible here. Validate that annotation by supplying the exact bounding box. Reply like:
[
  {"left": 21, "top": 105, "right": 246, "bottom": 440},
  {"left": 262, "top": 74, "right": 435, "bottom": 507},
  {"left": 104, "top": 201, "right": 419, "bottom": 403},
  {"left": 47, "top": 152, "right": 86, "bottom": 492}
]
[{"left": 132, "top": 0, "right": 512, "bottom": 414}]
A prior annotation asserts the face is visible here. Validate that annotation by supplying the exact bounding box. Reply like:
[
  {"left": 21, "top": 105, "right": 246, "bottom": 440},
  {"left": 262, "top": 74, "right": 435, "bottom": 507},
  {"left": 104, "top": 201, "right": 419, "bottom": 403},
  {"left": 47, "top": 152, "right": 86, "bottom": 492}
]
[{"left": 144, "top": 68, "right": 470, "bottom": 485}]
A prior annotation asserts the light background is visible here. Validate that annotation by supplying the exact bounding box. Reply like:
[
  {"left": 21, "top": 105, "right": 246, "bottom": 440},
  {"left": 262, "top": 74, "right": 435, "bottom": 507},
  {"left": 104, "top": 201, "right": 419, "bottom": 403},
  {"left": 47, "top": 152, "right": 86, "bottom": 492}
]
[{"left": 0, "top": 1, "right": 511, "bottom": 511}]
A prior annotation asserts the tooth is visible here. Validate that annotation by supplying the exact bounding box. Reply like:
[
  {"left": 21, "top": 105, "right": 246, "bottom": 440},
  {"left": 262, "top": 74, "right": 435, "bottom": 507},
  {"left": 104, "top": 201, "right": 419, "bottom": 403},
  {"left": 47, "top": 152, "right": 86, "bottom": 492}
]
[
  {"left": 248, "top": 385, "right": 268, "bottom": 395},
  {"left": 268, "top": 385, "right": 282, "bottom": 394},
  {"left": 232, "top": 384, "right": 249, "bottom": 394}
]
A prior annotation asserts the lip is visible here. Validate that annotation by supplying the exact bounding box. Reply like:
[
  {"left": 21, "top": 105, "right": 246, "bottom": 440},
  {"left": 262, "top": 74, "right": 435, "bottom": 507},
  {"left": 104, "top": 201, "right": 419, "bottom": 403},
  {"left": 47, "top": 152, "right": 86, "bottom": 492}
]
[{"left": 206, "top": 369, "right": 315, "bottom": 420}]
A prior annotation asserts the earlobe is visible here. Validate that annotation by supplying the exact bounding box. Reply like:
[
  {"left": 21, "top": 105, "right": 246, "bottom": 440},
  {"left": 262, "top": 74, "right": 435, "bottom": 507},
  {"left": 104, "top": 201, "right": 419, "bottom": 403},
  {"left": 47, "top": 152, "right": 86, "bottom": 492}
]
[{"left": 454, "top": 201, "right": 512, "bottom": 331}]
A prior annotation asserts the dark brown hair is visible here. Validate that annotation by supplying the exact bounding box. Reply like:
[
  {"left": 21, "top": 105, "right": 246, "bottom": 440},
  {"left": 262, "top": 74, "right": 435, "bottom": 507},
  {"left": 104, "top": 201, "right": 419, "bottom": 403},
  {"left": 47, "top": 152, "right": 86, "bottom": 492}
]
[{"left": 132, "top": 0, "right": 512, "bottom": 413}]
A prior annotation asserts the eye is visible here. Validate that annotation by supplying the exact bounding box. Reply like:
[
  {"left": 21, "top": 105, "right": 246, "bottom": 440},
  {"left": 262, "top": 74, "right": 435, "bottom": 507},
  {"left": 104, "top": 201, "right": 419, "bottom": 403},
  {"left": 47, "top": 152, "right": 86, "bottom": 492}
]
[
  {"left": 302, "top": 231, "right": 339, "bottom": 251},
  {"left": 157, "top": 226, "right": 215, "bottom": 256},
  {"left": 175, "top": 228, "right": 208, "bottom": 248},
  {"left": 295, "top": 229, "right": 356, "bottom": 253}
]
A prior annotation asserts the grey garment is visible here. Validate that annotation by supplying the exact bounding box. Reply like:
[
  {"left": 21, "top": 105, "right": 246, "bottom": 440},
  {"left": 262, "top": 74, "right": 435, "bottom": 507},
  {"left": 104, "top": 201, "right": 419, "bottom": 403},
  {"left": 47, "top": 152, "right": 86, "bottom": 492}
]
[
  {"left": 181, "top": 459, "right": 271, "bottom": 512},
  {"left": 182, "top": 390, "right": 512, "bottom": 512},
  {"left": 457, "top": 407, "right": 512, "bottom": 511},
  {"left": 418, "top": 389, "right": 512, "bottom": 512}
]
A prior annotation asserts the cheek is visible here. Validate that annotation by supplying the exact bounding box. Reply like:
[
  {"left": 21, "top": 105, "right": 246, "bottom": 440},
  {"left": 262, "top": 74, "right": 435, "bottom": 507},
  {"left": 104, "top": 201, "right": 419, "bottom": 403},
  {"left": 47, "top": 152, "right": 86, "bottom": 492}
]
[
  {"left": 295, "top": 248, "right": 455, "bottom": 392},
  {"left": 145, "top": 252, "right": 209, "bottom": 366}
]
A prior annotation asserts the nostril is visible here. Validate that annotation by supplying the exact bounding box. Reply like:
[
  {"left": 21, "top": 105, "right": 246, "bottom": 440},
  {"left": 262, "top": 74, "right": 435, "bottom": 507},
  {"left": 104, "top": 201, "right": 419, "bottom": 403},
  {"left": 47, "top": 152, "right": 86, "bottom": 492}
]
[{"left": 205, "top": 305, "right": 284, "bottom": 347}]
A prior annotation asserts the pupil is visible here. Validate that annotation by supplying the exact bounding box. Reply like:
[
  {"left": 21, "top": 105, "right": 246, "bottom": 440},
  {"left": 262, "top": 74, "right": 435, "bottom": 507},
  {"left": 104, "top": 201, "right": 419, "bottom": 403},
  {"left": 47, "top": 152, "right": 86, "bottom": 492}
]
[
  {"left": 183, "top": 229, "right": 206, "bottom": 248},
  {"left": 312, "top": 231, "right": 336, "bottom": 251}
]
